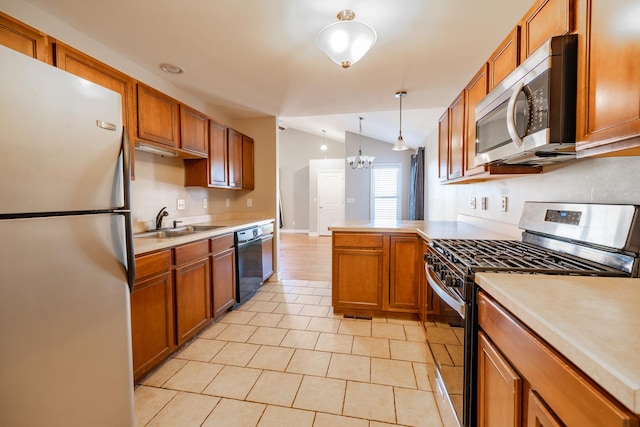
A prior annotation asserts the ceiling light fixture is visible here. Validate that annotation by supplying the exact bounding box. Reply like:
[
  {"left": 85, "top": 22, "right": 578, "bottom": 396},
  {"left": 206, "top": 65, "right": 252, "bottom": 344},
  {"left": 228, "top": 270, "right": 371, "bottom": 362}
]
[
  {"left": 320, "top": 130, "right": 328, "bottom": 151},
  {"left": 160, "top": 63, "right": 184, "bottom": 74},
  {"left": 346, "top": 117, "right": 374, "bottom": 169},
  {"left": 317, "top": 10, "right": 377, "bottom": 69},
  {"left": 392, "top": 91, "right": 409, "bottom": 151}
]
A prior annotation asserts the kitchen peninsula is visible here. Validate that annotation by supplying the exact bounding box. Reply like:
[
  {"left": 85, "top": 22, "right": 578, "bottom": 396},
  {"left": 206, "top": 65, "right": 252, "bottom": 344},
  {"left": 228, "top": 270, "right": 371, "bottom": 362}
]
[{"left": 329, "top": 219, "right": 514, "bottom": 319}]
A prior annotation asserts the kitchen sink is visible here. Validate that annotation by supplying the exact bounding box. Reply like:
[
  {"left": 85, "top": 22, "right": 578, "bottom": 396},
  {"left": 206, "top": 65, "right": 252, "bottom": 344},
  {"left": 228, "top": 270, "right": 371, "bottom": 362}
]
[{"left": 134, "top": 225, "right": 226, "bottom": 239}]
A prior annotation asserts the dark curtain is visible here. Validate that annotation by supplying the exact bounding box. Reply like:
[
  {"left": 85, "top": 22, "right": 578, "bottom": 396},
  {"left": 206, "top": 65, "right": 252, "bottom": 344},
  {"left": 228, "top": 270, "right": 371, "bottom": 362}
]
[{"left": 408, "top": 147, "right": 425, "bottom": 220}]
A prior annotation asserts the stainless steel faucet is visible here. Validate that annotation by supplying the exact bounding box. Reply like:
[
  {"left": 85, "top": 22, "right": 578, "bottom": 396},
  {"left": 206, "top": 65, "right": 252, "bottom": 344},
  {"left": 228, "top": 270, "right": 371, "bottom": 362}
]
[{"left": 155, "top": 207, "right": 169, "bottom": 230}]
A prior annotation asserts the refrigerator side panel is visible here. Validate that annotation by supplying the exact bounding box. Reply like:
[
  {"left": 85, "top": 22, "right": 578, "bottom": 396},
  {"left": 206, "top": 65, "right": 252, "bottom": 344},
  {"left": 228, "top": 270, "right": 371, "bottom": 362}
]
[
  {"left": 0, "top": 214, "right": 134, "bottom": 427},
  {"left": 0, "top": 45, "right": 124, "bottom": 214}
]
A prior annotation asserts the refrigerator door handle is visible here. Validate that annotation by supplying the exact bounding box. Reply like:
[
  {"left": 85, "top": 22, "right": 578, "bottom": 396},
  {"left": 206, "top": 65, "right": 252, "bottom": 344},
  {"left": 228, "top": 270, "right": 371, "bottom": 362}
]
[{"left": 121, "top": 128, "right": 136, "bottom": 291}]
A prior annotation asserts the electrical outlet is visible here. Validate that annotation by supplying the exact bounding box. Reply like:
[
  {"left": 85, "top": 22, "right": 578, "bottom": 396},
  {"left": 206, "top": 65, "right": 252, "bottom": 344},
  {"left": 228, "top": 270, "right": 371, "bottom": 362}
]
[
  {"left": 247, "top": 198, "right": 253, "bottom": 208},
  {"left": 225, "top": 199, "right": 230, "bottom": 208},
  {"left": 177, "top": 198, "right": 186, "bottom": 211},
  {"left": 202, "top": 198, "right": 208, "bottom": 209},
  {"left": 501, "top": 196, "right": 508, "bottom": 212},
  {"left": 470, "top": 197, "right": 476, "bottom": 209},
  {"left": 481, "top": 197, "right": 488, "bottom": 210}
]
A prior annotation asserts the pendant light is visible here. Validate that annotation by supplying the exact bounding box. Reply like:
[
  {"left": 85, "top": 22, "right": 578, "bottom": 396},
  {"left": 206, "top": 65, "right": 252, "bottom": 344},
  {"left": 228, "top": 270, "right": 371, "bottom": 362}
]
[
  {"left": 346, "top": 117, "right": 374, "bottom": 169},
  {"left": 317, "top": 10, "right": 377, "bottom": 69},
  {"left": 320, "top": 130, "right": 328, "bottom": 151},
  {"left": 392, "top": 91, "right": 409, "bottom": 151}
]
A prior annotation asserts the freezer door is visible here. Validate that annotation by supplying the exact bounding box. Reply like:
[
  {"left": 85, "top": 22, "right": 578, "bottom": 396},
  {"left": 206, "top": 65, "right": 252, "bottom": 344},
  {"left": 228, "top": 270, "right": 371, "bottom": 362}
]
[
  {"left": 0, "top": 45, "right": 124, "bottom": 214},
  {"left": 0, "top": 214, "right": 134, "bottom": 427}
]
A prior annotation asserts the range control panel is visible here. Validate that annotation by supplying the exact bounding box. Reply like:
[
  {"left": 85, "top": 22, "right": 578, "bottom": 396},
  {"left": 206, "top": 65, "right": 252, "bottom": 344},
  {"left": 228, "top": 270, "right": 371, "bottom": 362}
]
[{"left": 544, "top": 209, "right": 582, "bottom": 225}]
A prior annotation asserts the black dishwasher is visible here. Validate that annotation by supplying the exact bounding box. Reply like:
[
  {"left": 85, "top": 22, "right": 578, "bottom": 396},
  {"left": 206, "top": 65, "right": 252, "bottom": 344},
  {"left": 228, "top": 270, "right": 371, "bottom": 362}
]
[{"left": 235, "top": 226, "right": 263, "bottom": 304}]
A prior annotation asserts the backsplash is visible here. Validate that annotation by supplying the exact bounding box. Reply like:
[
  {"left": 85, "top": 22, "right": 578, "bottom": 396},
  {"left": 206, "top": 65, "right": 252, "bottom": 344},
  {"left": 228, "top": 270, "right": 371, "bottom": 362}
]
[{"left": 425, "top": 131, "right": 640, "bottom": 225}]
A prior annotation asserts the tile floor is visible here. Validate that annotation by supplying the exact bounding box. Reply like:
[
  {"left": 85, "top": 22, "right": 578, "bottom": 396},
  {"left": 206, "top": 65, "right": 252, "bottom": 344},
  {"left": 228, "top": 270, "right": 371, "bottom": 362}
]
[{"left": 134, "top": 279, "right": 444, "bottom": 427}]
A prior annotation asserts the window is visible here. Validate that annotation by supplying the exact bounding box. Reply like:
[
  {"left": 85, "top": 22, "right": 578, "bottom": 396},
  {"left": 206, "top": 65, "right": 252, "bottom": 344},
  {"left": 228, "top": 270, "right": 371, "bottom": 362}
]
[{"left": 370, "top": 164, "right": 401, "bottom": 220}]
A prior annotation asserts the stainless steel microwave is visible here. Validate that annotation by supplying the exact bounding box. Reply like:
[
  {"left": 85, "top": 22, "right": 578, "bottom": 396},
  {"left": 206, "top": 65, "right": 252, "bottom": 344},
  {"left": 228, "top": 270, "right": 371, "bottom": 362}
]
[{"left": 475, "top": 34, "right": 578, "bottom": 166}]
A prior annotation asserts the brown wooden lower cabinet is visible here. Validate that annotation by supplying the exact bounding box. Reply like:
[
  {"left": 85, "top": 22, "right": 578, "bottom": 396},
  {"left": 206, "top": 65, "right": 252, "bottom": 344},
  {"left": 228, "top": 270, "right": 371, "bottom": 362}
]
[
  {"left": 332, "top": 232, "right": 420, "bottom": 316},
  {"left": 211, "top": 233, "right": 236, "bottom": 318},
  {"left": 131, "top": 250, "right": 174, "bottom": 383},
  {"left": 478, "top": 291, "right": 639, "bottom": 427},
  {"left": 174, "top": 256, "right": 211, "bottom": 345},
  {"left": 477, "top": 331, "right": 522, "bottom": 427}
]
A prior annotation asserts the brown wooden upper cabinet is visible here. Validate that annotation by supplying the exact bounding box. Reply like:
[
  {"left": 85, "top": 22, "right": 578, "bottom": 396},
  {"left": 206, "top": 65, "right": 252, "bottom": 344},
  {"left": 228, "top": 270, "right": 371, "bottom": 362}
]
[
  {"left": 488, "top": 26, "right": 520, "bottom": 90},
  {"left": 464, "top": 64, "right": 490, "bottom": 177},
  {"left": 180, "top": 106, "right": 208, "bottom": 157},
  {"left": 519, "top": 0, "right": 574, "bottom": 62},
  {"left": 574, "top": 0, "right": 640, "bottom": 157},
  {"left": 136, "top": 83, "right": 181, "bottom": 149},
  {"left": 438, "top": 110, "right": 450, "bottom": 182},
  {"left": 54, "top": 42, "right": 138, "bottom": 178},
  {"left": 242, "top": 134, "right": 255, "bottom": 190},
  {"left": 0, "top": 12, "right": 50, "bottom": 63},
  {"left": 227, "top": 128, "right": 244, "bottom": 188},
  {"left": 448, "top": 91, "right": 465, "bottom": 181},
  {"left": 209, "top": 121, "right": 229, "bottom": 187}
]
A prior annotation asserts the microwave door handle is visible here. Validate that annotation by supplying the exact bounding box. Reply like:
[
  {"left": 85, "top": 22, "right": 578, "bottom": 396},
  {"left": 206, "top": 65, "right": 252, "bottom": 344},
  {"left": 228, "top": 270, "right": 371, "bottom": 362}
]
[{"left": 506, "top": 81, "right": 525, "bottom": 148}]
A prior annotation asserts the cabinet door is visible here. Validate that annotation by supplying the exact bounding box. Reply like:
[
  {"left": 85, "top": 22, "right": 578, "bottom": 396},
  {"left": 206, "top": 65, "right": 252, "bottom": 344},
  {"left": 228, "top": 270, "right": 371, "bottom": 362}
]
[
  {"left": 464, "top": 64, "right": 489, "bottom": 177},
  {"left": 477, "top": 331, "right": 523, "bottom": 427},
  {"left": 209, "top": 121, "right": 229, "bottom": 187},
  {"left": 388, "top": 235, "right": 420, "bottom": 311},
  {"left": 527, "top": 390, "right": 563, "bottom": 427},
  {"left": 212, "top": 247, "right": 236, "bottom": 318},
  {"left": 261, "top": 234, "right": 274, "bottom": 281},
  {"left": 0, "top": 12, "right": 49, "bottom": 63},
  {"left": 519, "top": 0, "right": 573, "bottom": 62},
  {"left": 54, "top": 42, "right": 138, "bottom": 179},
  {"left": 575, "top": 0, "right": 640, "bottom": 156},
  {"left": 438, "top": 110, "right": 450, "bottom": 181},
  {"left": 242, "top": 134, "right": 255, "bottom": 190},
  {"left": 488, "top": 26, "right": 520, "bottom": 90},
  {"left": 449, "top": 91, "right": 465, "bottom": 180},
  {"left": 333, "top": 249, "right": 385, "bottom": 310},
  {"left": 174, "top": 257, "right": 211, "bottom": 345},
  {"left": 137, "top": 83, "right": 180, "bottom": 148},
  {"left": 180, "top": 105, "right": 208, "bottom": 156},
  {"left": 227, "top": 128, "right": 243, "bottom": 188}
]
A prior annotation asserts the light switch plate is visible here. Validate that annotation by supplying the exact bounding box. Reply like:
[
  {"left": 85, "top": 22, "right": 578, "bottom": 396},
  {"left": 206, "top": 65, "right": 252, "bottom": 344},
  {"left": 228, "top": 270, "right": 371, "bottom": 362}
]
[{"left": 247, "top": 198, "right": 252, "bottom": 207}]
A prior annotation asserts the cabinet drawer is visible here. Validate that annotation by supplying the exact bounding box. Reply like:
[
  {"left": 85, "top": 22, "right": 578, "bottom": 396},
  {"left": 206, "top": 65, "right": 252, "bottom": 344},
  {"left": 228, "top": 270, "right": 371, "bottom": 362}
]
[
  {"left": 174, "top": 240, "right": 209, "bottom": 266},
  {"left": 135, "top": 250, "right": 171, "bottom": 283},
  {"left": 333, "top": 233, "right": 384, "bottom": 249},
  {"left": 478, "top": 292, "right": 637, "bottom": 427},
  {"left": 211, "top": 233, "right": 234, "bottom": 254}
]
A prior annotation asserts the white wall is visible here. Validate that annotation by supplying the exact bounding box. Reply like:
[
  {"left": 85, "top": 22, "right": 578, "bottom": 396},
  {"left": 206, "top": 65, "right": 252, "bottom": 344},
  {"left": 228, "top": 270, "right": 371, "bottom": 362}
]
[
  {"left": 424, "top": 130, "right": 640, "bottom": 225},
  {"left": 345, "top": 131, "right": 414, "bottom": 220},
  {"left": 278, "top": 128, "right": 345, "bottom": 232}
]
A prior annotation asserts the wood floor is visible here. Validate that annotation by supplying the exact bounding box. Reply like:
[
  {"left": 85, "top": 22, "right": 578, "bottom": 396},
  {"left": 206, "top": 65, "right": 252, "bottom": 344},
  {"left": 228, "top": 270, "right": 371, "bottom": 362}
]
[{"left": 277, "top": 233, "right": 332, "bottom": 282}]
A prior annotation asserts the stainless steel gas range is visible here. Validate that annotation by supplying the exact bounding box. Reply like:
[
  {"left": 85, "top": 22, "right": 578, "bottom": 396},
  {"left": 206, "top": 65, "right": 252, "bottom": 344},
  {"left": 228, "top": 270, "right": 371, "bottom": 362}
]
[{"left": 424, "top": 202, "right": 640, "bottom": 427}]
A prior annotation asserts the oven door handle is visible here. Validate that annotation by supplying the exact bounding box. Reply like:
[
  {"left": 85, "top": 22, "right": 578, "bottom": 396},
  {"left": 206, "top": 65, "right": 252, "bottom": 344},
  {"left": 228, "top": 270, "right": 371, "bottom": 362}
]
[{"left": 425, "top": 264, "right": 466, "bottom": 319}]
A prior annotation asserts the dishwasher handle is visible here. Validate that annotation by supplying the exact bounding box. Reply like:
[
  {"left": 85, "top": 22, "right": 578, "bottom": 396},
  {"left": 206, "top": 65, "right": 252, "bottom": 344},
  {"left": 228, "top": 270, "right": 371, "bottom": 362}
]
[{"left": 236, "top": 227, "right": 263, "bottom": 245}]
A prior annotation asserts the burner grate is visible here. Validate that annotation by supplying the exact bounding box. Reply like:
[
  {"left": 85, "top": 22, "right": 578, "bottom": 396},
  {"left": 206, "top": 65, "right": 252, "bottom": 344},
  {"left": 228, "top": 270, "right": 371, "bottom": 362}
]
[{"left": 432, "top": 239, "right": 627, "bottom": 276}]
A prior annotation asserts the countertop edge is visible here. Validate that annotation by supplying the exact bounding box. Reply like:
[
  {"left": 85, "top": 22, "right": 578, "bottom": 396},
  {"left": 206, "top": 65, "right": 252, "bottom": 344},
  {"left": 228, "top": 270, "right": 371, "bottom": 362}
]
[
  {"left": 475, "top": 272, "right": 640, "bottom": 415},
  {"left": 133, "top": 218, "right": 274, "bottom": 255}
]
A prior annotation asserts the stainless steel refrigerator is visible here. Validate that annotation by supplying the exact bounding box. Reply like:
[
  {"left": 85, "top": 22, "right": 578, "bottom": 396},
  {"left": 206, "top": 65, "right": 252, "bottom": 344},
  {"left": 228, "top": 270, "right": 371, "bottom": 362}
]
[{"left": 0, "top": 45, "right": 136, "bottom": 426}]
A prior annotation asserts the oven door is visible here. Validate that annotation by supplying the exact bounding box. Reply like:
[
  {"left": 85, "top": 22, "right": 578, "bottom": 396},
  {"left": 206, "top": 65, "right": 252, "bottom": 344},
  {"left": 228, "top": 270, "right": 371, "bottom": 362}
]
[{"left": 424, "top": 261, "right": 475, "bottom": 427}]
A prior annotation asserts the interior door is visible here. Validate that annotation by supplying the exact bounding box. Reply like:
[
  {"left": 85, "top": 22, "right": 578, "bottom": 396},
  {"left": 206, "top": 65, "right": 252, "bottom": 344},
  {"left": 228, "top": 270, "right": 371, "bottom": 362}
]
[{"left": 318, "top": 170, "right": 344, "bottom": 236}]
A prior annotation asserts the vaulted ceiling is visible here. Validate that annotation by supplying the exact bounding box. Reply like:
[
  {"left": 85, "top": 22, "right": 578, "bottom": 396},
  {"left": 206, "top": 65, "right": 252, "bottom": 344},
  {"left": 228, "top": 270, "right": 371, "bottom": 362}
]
[{"left": 23, "top": 0, "right": 533, "bottom": 146}]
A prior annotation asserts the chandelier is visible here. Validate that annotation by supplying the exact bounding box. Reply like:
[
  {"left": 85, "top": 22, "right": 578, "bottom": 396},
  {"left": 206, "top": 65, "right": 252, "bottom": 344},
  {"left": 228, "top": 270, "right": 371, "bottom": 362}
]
[
  {"left": 346, "top": 117, "right": 374, "bottom": 169},
  {"left": 392, "top": 91, "right": 409, "bottom": 151},
  {"left": 317, "top": 10, "right": 377, "bottom": 69}
]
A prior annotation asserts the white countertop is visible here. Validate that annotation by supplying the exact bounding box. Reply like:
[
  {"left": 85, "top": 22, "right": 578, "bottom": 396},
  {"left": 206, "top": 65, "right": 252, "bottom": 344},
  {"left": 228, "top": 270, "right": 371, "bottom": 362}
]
[
  {"left": 475, "top": 273, "right": 640, "bottom": 414},
  {"left": 133, "top": 218, "right": 274, "bottom": 255},
  {"left": 328, "top": 219, "right": 516, "bottom": 240}
]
